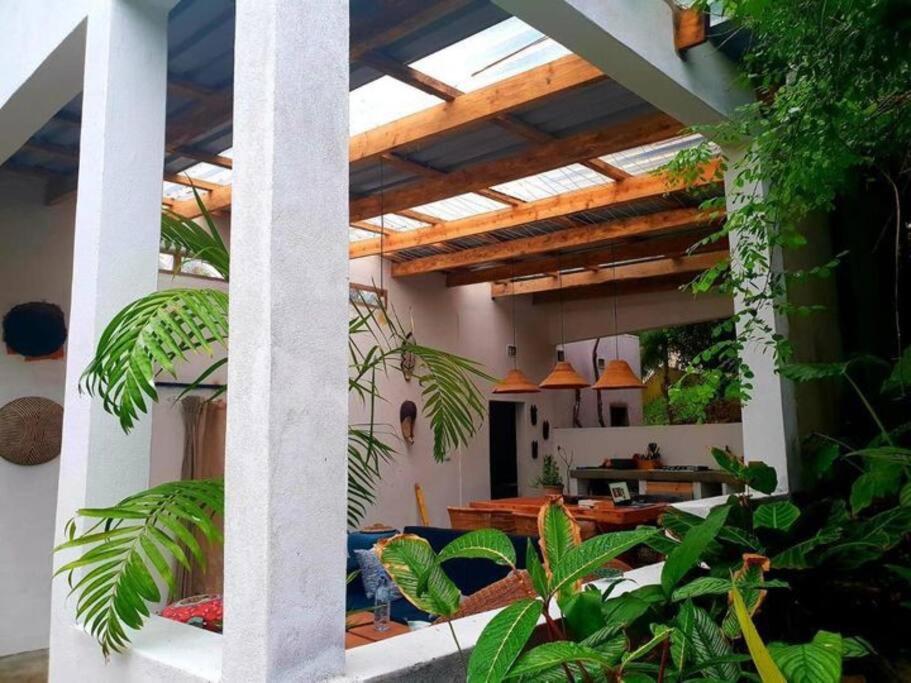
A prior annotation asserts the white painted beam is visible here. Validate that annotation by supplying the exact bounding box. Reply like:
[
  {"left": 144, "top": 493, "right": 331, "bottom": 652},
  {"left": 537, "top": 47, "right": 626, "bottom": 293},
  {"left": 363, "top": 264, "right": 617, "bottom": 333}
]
[
  {"left": 494, "top": 0, "right": 752, "bottom": 126},
  {"left": 223, "top": 1, "right": 350, "bottom": 681},
  {"left": 48, "top": 0, "right": 172, "bottom": 679},
  {"left": 0, "top": 19, "right": 86, "bottom": 166}
]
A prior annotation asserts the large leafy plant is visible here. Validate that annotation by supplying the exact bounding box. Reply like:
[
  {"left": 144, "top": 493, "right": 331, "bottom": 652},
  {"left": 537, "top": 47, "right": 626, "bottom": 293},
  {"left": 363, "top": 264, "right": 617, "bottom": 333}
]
[
  {"left": 56, "top": 195, "right": 493, "bottom": 655},
  {"left": 380, "top": 498, "right": 870, "bottom": 682}
]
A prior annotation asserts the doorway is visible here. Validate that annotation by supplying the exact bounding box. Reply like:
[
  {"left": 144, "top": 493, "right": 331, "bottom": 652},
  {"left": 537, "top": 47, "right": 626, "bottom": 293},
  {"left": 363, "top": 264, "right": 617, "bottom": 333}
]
[{"left": 489, "top": 401, "right": 518, "bottom": 499}]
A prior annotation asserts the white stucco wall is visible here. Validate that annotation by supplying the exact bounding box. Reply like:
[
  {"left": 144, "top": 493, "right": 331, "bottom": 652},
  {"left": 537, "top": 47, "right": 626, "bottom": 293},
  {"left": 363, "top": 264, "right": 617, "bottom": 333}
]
[
  {"left": 555, "top": 422, "right": 744, "bottom": 470},
  {"left": 0, "top": 173, "right": 74, "bottom": 657}
]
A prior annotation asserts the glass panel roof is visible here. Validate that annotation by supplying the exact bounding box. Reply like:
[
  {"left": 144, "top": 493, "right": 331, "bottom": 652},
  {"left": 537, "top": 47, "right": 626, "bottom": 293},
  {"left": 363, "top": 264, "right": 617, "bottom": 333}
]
[
  {"left": 492, "top": 163, "right": 611, "bottom": 202},
  {"left": 350, "top": 76, "right": 442, "bottom": 136},
  {"left": 599, "top": 134, "right": 712, "bottom": 175},
  {"left": 412, "top": 17, "right": 571, "bottom": 93},
  {"left": 412, "top": 192, "right": 508, "bottom": 221},
  {"left": 349, "top": 227, "right": 378, "bottom": 242},
  {"left": 362, "top": 213, "right": 429, "bottom": 232},
  {"left": 163, "top": 147, "right": 234, "bottom": 200}
]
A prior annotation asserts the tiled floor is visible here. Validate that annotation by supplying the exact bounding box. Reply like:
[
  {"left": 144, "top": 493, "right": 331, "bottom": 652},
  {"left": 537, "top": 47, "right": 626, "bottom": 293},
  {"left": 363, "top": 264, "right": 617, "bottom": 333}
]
[{"left": 0, "top": 649, "right": 48, "bottom": 683}]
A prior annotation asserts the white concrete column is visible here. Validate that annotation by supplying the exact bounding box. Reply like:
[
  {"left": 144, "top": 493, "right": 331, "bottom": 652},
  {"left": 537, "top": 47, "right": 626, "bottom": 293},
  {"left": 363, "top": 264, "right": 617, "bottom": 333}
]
[
  {"left": 224, "top": 0, "right": 349, "bottom": 681},
  {"left": 723, "top": 147, "right": 799, "bottom": 492},
  {"left": 48, "top": 0, "right": 172, "bottom": 679}
]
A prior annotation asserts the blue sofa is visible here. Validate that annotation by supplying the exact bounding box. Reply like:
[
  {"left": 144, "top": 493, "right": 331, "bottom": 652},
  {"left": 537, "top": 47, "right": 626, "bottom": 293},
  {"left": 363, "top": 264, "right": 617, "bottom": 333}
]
[{"left": 346, "top": 526, "right": 539, "bottom": 624}]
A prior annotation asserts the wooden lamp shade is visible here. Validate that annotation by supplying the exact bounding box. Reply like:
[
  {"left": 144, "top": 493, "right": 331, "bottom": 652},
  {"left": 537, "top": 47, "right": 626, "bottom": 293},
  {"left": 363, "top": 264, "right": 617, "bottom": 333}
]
[
  {"left": 592, "top": 359, "right": 644, "bottom": 391},
  {"left": 493, "top": 368, "right": 541, "bottom": 394},
  {"left": 539, "top": 360, "right": 590, "bottom": 390}
]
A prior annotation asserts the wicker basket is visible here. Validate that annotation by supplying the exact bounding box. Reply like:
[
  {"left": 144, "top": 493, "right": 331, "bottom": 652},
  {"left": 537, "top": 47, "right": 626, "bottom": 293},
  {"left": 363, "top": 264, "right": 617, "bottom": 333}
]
[
  {"left": 448, "top": 506, "right": 492, "bottom": 531},
  {"left": 433, "top": 570, "right": 537, "bottom": 624}
]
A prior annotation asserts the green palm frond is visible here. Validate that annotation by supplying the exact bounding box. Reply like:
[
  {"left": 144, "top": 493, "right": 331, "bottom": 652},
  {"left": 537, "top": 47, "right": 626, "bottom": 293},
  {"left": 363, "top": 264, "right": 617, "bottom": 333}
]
[
  {"left": 161, "top": 188, "right": 229, "bottom": 280},
  {"left": 54, "top": 480, "right": 223, "bottom": 658},
  {"left": 80, "top": 288, "right": 229, "bottom": 431}
]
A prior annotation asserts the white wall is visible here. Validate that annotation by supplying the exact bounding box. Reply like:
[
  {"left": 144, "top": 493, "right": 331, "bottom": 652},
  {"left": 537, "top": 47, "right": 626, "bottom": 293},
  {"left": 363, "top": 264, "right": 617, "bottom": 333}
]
[
  {"left": 563, "top": 335, "right": 643, "bottom": 428},
  {"left": 0, "top": 173, "right": 74, "bottom": 657},
  {"left": 555, "top": 422, "right": 744, "bottom": 470}
]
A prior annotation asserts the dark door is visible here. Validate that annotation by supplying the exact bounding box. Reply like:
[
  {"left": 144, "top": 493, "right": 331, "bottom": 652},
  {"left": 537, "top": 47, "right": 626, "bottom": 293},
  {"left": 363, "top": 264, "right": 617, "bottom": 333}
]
[{"left": 489, "top": 401, "right": 518, "bottom": 499}]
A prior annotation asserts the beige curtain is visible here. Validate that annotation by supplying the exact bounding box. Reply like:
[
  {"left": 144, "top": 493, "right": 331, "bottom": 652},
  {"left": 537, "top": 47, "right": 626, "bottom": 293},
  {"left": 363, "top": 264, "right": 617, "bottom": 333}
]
[{"left": 176, "top": 396, "right": 226, "bottom": 599}]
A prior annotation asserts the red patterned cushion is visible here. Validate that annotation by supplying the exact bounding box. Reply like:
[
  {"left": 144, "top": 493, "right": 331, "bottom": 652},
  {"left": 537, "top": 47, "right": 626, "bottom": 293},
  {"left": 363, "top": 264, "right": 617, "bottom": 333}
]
[{"left": 161, "top": 594, "right": 223, "bottom": 633}]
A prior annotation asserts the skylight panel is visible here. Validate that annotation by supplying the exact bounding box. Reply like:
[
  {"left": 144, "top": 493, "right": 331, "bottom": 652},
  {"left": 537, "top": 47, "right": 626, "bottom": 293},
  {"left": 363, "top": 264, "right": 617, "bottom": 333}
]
[
  {"left": 350, "top": 76, "right": 442, "bottom": 135},
  {"left": 412, "top": 193, "right": 508, "bottom": 221},
  {"left": 492, "top": 163, "right": 611, "bottom": 202},
  {"left": 363, "top": 213, "right": 428, "bottom": 232},
  {"left": 349, "top": 227, "right": 377, "bottom": 242},
  {"left": 600, "top": 134, "right": 714, "bottom": 175},
  {"left": 412, "top": 17, "right": 571, "bottom": 93}
]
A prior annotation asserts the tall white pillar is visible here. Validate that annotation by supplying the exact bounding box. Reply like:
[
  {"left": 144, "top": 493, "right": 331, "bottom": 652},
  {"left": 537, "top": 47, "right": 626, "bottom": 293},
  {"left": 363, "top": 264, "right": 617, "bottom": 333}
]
[
  {"left": 48, "top": 0, "right": 172, "bottom": 679},
  {"left": 724, "top": 147, "right": 799, "bottom": 492},
  {"left": 224, "top": 1, "right": 349, "bottom": 681}
]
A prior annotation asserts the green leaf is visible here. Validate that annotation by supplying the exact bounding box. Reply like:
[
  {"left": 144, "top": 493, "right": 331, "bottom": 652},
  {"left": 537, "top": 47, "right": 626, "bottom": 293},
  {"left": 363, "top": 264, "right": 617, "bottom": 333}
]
[
  {"left": 525, "top": 540, "right": 548, "bottom": 598},
  {"left": 437, "top": 529, "right": 516, "bottom": 568},
  {"left": 850, "top": 460, "right": 903, "bottom": 513},
  {"left": 730, "top": 585, "right": 786, "bottom": 683},
  {"left": 842, "top": 636, "right": 875, "bottom": 659},
  {"left": 376, "top": 534, "right": 460, "bottom": 617},
  {"left": 768, "top": 631, "right": 842, "bottom": 683},
  {"left": 564, "top": 588, "right": 607, "bottom": 640},
  {"left": 551, "top": 529, "right": 657, "bottom": 598},
  {"left": 673, "top": 601, "right": 739, "bottom": 681},
  {"left": 538, "top": 498, "right": 580, "bottom": 578},
  {"left": 772, "top": 529, "right": 841, "bottom": 570},
  {"left": 753, "top": 501, "right": 800, "bottom": 531},
  {"left": 506, "top": 641, "right": 617, "bottom": 680},
  {"left": 52, "top": 479, "right": 223, "bottom": 656},
  {"left": 661, "top": 505, "right": 731, "bottom": 595},
  {"left": 468, "top": 598, "right": 543, "bottom": 683},
  {"left": 779, "top": 362, "right": 847, "bottom": 382}
]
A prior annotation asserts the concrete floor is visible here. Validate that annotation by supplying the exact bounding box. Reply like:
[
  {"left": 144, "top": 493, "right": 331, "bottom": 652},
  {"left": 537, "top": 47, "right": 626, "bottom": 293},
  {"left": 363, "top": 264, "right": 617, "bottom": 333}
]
[{"left": 0, "top": 650, "right": 48, "bottom": 683}]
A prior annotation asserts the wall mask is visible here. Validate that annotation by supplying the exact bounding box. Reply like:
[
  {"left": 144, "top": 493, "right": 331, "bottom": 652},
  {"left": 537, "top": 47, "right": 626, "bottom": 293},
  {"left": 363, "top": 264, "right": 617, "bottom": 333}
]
[{"left": 400, "top": 400, "right": 417, "bottom": 445}]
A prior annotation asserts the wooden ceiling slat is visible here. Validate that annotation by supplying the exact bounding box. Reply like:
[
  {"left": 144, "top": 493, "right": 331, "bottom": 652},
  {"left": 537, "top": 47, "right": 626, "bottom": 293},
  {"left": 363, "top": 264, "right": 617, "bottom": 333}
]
[
  {"left": 445, "top": 231, "right": 724, "bottom": 287},
  {"left": 490, "top": 251, "right": 726, "bottom": 297},
  {"left": 348, "top": 54, "right": 605, "bottom": 164},
  {"left": 350, "top": 159, "right": 719, "bottom": 258},
  {"left": 349, "top": 111, "right": 682, "bottom": 222},
  {"left": 390, "top": 206, "right": 723, "bottom": 276}
]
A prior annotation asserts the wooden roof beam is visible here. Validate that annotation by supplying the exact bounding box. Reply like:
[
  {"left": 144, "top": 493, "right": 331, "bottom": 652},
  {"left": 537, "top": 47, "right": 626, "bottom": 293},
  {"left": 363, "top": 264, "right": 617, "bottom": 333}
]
[
  {"left": 349, "top": 54, "right": 605, "bottom": 164},
  {"left": 349, "top": 111, "right": 682, "bottom": 222},
  {"left": 351, "top": 158, "right": 720, "bottom": 258},
  {"left": 490, "top": 251, "right": 726, "bottom": 297},
  {"left": 445, "top": 231, "right": 724, "bottom": 287},
  {"left": 390, "top": 206, "right": 723, "bottom": 277}
]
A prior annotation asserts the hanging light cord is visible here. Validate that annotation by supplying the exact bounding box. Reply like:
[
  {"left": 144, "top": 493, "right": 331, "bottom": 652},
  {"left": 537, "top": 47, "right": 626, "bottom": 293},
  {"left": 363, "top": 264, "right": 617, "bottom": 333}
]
[
  {"left": 511, "top": 273, "right": 518, "bottom": 368},
  {"left": 612, "top": 238, "right": 620, "bottom": 360}
]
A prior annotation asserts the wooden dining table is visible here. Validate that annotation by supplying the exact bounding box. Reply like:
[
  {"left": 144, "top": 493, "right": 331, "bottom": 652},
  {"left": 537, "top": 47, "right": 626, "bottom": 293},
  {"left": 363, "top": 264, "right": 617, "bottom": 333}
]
[{"left": 468, "top": 496, "right": 667, "bottom": 531}]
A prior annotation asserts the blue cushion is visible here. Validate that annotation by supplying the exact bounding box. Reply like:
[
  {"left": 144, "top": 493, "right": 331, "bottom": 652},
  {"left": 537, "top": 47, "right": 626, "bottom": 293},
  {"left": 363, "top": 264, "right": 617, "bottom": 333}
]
[
  {"left": 353, "top": 548, "right": 402, "bottom": 601},
  {"left": 347, "top": 530, "right": 397, "bottom": 574}
]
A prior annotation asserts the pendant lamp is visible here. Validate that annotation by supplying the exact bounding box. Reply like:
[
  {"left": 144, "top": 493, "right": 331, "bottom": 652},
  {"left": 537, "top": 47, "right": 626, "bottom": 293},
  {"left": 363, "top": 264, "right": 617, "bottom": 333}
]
[
  {"left": 540, "top": 258, "right": 590, "bottom": 390},
  {"left": 493, "top": 276, "right": 540, "bottom": 394},
  {"left": 593, "top": 242, "right": 644, "bottom": 392},
  {"left": 593, "top": 359, "right": 644, "bottom": 390}
]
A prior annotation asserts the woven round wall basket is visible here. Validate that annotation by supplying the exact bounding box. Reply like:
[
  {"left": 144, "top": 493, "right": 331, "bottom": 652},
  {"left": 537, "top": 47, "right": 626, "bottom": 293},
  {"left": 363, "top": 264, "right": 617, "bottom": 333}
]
[{"left": 0, "top": 396, "right": 63, "bottom": 466}]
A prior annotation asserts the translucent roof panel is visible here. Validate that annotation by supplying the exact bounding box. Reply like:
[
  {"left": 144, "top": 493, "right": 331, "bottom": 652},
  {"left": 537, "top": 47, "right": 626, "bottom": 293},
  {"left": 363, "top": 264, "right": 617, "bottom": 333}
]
[
  {"left": 412, "top": 192, "right": 508, "bottom": 221},
  {"left": 350, "top": 76, "right": 442, "bottom": 135},
  {"left": 362, "top": 213, "right": 428, "bottom": 232},
  {"left": 412, "top": 17, "right": 571, "bottom": 93},
  {"left": 349, "top": 227, "right": 377, "bottom": 242},
  {"left": 492, "top": 163, "right": 611, "bottom": 202},
  {"left": 162, "top": 149, "right": 234, "bottom": 200},
  {"left": 600, "top": 134, "right": 715, "bottom": 175}
]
